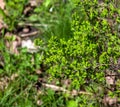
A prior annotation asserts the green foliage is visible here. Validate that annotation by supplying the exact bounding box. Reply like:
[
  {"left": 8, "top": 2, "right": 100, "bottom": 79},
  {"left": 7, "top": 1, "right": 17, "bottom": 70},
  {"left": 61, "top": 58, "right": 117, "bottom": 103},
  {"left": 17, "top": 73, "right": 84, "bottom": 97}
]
[
  {"left": 0, "top": 0, "right": 28, "bottom": 31},
  {"left": 1, "top": 0, "right": 120, "bottom": 106},
  {"left": 0, "top": 39, "right": 43, "bottom": 106},
  {"left": 37, "top": 0, "right": 120, "bottom": 105},
  {"left": 28, "top": 0, "right": 73, "bottom": 40},
  {"left": 39, "top": 89, "right": 65, "bottom": 107},
  {"left": 67, "top": 100, "right": 78, "bottom": 107}
]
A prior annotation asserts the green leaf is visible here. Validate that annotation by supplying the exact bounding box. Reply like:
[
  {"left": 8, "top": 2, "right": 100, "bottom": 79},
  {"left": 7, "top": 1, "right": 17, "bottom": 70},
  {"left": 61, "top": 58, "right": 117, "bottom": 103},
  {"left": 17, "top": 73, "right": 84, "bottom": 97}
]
[
  {"left": 67, "top": 100, "right": 78, "bottom": 107},
  {"left": 28, "top": 14, "right": 39, "bottom": 22},
  {"left": 28, "top": 75, "right": 38, "bottom": 81},
  {"left": 44, "top": 0, "right": 51, "bottom": 8},
  {"left": 0, "top": 8, "right": 8, "bottom": 19}
]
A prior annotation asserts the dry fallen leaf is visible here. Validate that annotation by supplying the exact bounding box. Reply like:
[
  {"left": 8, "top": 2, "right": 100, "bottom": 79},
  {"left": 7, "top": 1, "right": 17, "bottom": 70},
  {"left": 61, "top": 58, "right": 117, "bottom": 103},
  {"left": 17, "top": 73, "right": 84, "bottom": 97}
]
[
  {"left": 5, "top": 32, "right": 21, "bottom": 54},
  {"left": 0, "top": 73, "right": 19, "bottom": 91},
  {"left": 10, "top": 73, "right": 19, "bottom": 81},
  {"left": 105, "top": 70, "right": 116, "bottom": 85},
  {"left": 0, "top": 0, "right": 5, "bottom": 9},
  {"left": 29, "top": 0, "right": 37, "bottom": 7},
  {"left": 103, "top": 96, "right": 118, "bottom": 106},
  {"left": 21, "top": 39, "right": 39, "bottom": 53},
  {"left": 106, "top": 76, "right": 115, "bottom": 85},
  {"left": 36, "top": 69, "right": 42, "bottom": 74},
  {"left": 29, "top": 0, "right": 43, "bottom": 7},
  {"left": 0, "top": 76, "right": 9, "bottom": 90},
  {"left": 37, "top": 100, "right": 43, "bottom": 106}
]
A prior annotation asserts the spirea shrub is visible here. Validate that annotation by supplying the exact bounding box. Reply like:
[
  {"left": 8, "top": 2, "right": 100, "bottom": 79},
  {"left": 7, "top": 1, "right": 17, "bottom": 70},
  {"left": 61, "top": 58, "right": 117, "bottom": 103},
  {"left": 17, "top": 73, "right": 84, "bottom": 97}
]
[{"left": 43, "top": 0, "right": 120, "bottom": 91}]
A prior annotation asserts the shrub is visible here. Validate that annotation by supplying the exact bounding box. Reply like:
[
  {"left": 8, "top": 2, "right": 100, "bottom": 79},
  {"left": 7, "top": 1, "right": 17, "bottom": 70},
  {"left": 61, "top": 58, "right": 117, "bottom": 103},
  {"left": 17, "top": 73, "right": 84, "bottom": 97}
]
[{"left": 38, "top": 0, "right": 120, "bottom": 105}]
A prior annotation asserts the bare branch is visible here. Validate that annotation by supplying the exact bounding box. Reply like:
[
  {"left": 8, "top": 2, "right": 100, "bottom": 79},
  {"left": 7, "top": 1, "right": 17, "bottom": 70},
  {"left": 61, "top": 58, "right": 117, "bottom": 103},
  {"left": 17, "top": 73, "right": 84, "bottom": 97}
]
[{"left": 42, "top": 83, "right": 92, "bottom": 96}]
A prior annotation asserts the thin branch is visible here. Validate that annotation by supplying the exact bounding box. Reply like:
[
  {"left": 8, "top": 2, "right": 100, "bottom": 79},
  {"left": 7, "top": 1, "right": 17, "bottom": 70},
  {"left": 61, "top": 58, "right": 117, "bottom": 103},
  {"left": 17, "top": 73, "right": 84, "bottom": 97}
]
[
  {"left": 18, "top": 22, "right": 49, "bottom": 27},
  {"left": 42, "top": 83, "right": 92, "bottom": 96},
  {"left": 20, "top": 31, "right": 38, "bottom": 37}
]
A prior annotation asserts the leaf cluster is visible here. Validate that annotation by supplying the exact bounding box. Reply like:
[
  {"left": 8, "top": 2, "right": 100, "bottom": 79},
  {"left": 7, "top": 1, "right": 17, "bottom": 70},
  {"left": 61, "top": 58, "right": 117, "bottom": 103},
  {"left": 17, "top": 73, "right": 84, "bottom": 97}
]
[{"left": 0, "top": 0, "right": 28, "bottom": 31}]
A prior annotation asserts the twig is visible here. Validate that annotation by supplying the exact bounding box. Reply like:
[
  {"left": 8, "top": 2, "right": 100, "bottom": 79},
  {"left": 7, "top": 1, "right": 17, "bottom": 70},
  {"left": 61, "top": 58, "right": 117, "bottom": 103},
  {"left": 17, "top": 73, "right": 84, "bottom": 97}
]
[
  {"left": 20, "top": 31, "right": 38, "bottom": 37},
  {"left": 18, "top": 22, "right": 49, "bottom": 27},
  {"left": 42, "top": 83, "right": 92, "bottom": 96}
]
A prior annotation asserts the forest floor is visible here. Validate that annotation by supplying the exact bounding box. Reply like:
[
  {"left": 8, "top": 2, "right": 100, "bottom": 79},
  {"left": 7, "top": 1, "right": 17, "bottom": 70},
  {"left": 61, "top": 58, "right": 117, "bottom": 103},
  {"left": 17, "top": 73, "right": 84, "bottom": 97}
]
[{"left": 0, "top": 0, "right": 120, "bottom": 107}]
